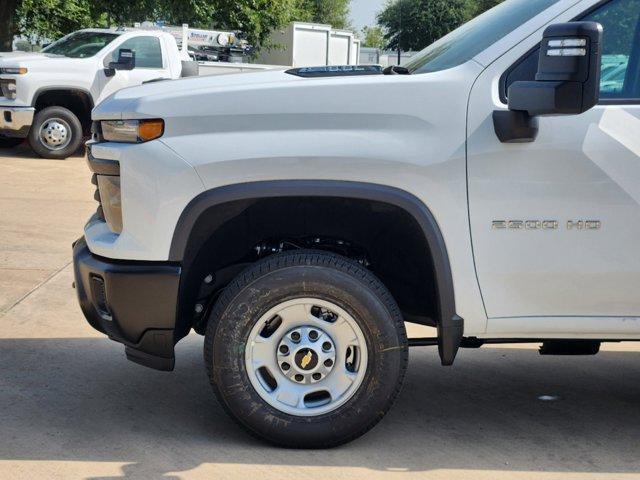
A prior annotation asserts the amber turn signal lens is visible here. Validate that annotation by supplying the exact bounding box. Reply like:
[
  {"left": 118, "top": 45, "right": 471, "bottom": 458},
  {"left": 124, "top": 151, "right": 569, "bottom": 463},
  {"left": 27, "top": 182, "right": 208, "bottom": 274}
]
[{"left": 138, "top": 119, "right": 164, "bottom": 142}]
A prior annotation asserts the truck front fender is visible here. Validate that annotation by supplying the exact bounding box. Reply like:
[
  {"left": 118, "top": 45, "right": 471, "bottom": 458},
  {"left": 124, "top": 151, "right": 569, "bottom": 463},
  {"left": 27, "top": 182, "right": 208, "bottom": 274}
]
[{"left": 170, "top": 180, "right": 463, "bottom": 365}]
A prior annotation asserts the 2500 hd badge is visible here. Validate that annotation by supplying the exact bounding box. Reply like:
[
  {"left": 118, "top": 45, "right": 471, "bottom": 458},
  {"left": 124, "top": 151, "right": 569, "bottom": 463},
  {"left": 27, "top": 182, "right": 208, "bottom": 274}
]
[{"left": 492, "top": 220, "right": 602, "bottom": 230}]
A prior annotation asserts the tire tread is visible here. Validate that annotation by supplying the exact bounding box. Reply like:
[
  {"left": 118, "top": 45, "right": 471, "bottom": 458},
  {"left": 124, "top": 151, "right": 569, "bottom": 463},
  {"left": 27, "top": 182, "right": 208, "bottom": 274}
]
[{"left": 204, "top": 250, "right": 408, "bottom": 448}]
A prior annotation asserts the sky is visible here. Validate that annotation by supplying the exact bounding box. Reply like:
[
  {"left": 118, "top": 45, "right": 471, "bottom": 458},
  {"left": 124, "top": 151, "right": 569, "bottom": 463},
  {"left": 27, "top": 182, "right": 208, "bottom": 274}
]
[{"left": 350, "top": 0, "right": 386, "bottom": 32}]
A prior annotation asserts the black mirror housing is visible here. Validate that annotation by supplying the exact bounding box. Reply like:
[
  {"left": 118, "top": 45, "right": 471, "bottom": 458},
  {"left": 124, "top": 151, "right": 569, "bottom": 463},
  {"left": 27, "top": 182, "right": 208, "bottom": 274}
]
[
  {"left": 509, "top": 22, "right": 602, "bottom": 115},
  {"left": 494, "top": 21, "right": 603, "bottom": 143},
  {"left": 108, "top": 48, "right": 136, "bottom": 71},
  {"left": 508, "top": 80, "right": 584, "bottom": 116},
  {"left": 537, "top": 23, "right": 601, "bottom": 84}
]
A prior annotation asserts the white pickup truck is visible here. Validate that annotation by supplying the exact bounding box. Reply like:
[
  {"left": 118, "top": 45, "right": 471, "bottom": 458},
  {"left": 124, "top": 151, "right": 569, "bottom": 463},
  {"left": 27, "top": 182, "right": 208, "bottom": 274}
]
[
  {"left": 0, "top": 28, "right": 198, "bottom": 158},
  {"left": 73, "top": 0, "right": 640, "bottom": 448}
]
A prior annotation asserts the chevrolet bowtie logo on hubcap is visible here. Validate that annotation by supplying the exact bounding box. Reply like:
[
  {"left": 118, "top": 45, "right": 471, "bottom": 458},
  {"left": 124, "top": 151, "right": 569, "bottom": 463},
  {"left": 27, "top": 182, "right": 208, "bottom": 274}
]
[{"left": 295, "top": 348, "right": 318, "bottom": 370}]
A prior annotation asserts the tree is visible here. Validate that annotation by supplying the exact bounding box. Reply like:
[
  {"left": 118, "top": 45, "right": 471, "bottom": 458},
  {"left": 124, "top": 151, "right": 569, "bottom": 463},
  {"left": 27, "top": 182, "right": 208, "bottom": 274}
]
[
  {"left": 470, "top": 0, "right": 504, "bottom": 16},
  {"left": 16, "top": 0, "right": 100, "bottom": 43},
  {"left": 0, "top": 0, "right": 20, "bottom": 51},
  {"left": 2, "top": 0, "right": 306, "bottom": 52},
  {"left": 361, "top": 25, "right": 385, "bottom": 50},
  {"left": 94, "top": 0, "right": 159, "bottom": 28},
  {"left": 295, "top": 0, "right": 351, "bottom": 29},
  {"left": 158, "top": 0, "right": 302, "bottom": 50},
  {"left": 377, "top": 0, "right": 505, "bottom": 52},
  {"left": 2, "top": 0, "right": 356, "bottom": 53},
  {"left": 378, "top": 0, "right": 469, "bottom": 52}
]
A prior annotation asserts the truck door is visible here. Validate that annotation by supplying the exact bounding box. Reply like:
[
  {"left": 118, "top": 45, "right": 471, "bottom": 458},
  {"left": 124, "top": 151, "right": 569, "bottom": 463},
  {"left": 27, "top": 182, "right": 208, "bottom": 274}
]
[
  {"left": 98, "top": 35, "right": 172, "bottom": 103},
  {"left": 467, "top": 0, "right": 640, "bottom": 333}
]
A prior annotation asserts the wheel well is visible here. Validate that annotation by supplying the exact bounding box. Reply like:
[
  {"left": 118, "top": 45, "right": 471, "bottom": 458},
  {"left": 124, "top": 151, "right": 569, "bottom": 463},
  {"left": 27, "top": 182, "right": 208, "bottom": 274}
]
[
  {"left": 33, "top": 89, "right": 94, "bottom": 133},
  {"left": 175, "top": 195, "right": 444, "bottom": 341}
]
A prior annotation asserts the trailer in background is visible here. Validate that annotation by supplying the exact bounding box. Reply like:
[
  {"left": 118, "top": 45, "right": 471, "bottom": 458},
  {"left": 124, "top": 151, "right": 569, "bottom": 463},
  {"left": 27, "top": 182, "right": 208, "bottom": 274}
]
[{"left": 257, "top": 22, "right": 361, "bottom": 68}]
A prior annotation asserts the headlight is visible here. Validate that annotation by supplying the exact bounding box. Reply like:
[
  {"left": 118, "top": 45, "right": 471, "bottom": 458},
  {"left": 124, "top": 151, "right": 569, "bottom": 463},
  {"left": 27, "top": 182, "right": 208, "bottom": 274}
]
[
  {"left": 101, "top": 119, "right": 164, "bottom": 143},
  {"left": 0, "top": 67, "right": 27, "bottom": 74},
  {"left": 0, "top": 79, "right": 17, "bottom": 99}
]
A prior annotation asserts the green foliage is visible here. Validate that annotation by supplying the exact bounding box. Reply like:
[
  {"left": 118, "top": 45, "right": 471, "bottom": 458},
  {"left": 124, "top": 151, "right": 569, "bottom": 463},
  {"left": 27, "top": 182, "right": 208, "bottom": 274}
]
[
  {"left": 294, "top": 0, "right": 351, "bottom": 29},
  {"left": 8, "top": 0, "right": 324, "bottom": 51},
  {"left": 361, "top": 25, "right": 385, "bottom": 50},
  {"left": 16, "top": 0, "right": 102, "bottom": 42},
  {"left": 158, "top": 0, "right": 302, "bottom": 49},
  {"left": 96, "top": 0, "right": 159, "bottom": 27},
  {"left": 4, "top": 0, "right": 355, "bottom": 53},
  {"left": 469, "top": 0, "right": 504, "bottom": 16},
  {"left": 377, "top": 0, "right": 505, "bottom": 51},
  {"left": 378, "top": 0, "right": 469, "bottom": 51}
]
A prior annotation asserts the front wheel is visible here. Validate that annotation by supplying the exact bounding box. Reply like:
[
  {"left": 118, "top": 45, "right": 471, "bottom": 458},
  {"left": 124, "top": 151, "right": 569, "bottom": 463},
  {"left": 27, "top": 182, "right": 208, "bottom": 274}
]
[
  {"left": 204, "top": 251, "right": 408, "bottom": 448},
  {"left": 28, "top": 106, "right": 84, "bottom": 159}
]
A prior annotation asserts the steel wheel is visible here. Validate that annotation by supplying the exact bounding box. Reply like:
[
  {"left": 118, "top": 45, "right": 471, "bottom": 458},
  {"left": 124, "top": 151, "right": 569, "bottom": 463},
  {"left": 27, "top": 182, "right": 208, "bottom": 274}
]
[
  {"left": 206, "top": 250, "right": 408, "bottom": 448},
  {"left": 38, "top": 117, "right": 72, "bottom": 151},
  {"left": 245, "top": 298, "right": 368, "bottom": 416}
]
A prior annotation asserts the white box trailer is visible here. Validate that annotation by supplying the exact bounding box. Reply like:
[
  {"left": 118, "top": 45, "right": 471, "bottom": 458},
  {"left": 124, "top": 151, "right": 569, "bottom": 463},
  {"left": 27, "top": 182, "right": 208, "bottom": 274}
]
[
  {"left": 257, "top": 22, "right": 361, "bottom": 67},
  {"left": 352, "top": 38, "right": 361, "bottom": 65},
  {"left": 329, "top": 29, "right": 354, "bottom": 65}
]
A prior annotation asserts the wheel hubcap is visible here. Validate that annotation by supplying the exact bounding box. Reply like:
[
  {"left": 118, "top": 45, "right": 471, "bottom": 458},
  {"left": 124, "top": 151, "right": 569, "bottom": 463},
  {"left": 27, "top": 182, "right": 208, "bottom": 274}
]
[
  {"left": 39, "top": 118, "right": 71, "bottom": 150},
  {"left": 278, "top": 326, "right": 335, "bottom": 384},
  {"left": 245, "top": 298, "right": 368, "bottom": 416}
]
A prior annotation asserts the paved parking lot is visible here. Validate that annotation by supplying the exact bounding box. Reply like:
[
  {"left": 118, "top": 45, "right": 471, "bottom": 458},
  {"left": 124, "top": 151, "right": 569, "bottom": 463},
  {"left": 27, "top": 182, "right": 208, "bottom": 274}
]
[{"left": 1, "top": 144, "right": 640, "bottom": 480}]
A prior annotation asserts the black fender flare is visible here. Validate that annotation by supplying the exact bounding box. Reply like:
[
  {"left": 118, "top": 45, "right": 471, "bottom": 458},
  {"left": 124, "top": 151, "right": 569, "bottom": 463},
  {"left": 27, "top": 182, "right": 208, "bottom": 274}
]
[
  {"left": 170, "top": 180, "right": 463, "bottom": 365},
  {"left": 32, "top": 86, "right": 96, "bottom": 109}
]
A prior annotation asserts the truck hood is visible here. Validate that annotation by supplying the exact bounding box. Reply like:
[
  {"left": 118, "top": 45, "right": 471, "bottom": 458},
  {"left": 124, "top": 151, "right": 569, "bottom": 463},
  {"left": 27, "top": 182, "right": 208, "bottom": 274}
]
[
  {"left": 93, "top": 69, "right": 308, "bottom": 120},
  {"left": 0, "top": 51, "right": 45, "bottom": 60},
  {"left": 0, "top": 51, "right": 90, "bottom": 74},
  {"left": 0, "top": 51, "right": 65, "bottom": 63}
]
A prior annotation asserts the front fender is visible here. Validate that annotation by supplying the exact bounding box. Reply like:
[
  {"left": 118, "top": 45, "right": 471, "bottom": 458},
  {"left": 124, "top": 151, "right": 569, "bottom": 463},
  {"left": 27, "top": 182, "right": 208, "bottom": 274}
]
[{"left": 170, "top": 180, "right": 463, "bottom": 365}]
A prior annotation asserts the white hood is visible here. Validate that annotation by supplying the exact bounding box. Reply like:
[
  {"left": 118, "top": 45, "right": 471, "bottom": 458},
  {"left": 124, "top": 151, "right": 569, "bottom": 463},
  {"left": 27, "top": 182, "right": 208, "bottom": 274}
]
[
  {"left": 93, "top": 69, "right": 304, "bottom": 120},
  {"left": 0, "top": 51, "right": 62, "bottom": 62}
]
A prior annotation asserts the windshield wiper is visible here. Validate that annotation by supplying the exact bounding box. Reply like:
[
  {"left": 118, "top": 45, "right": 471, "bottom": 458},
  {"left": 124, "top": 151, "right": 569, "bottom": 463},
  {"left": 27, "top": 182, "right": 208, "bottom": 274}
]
[{"left": 383, "top": 65, "right": 411, "bottom": 75}]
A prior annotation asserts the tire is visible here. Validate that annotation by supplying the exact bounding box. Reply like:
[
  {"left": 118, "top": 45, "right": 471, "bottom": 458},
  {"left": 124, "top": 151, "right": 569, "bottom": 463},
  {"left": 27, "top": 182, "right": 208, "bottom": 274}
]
[
  {"left": 204, "top": 250, "right": 408, "bottom": 448},
  {"left": 28, "top": 106, "right": 84, "bottom": 159},
  {"left": 0, "top": 136, "right": 23, "bottom": 148}
]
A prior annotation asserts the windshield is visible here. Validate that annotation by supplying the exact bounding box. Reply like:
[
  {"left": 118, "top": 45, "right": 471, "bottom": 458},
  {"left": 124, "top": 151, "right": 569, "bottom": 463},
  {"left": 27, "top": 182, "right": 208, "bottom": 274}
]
[
  {"left": 405, "top": 0, "right": 563, "bottom": 74},
  {"left": 42, "top": 31, "right": 119, "bottom": 58}
]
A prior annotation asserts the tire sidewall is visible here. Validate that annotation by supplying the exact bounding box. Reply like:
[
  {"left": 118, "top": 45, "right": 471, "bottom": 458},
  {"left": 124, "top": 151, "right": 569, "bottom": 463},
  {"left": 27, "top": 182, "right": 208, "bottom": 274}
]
[
  {"left": 28, "top": 106, "right": 84, "bottom": 159},
  {"left": 207, "top": 258, "right": 407, "bottom": 447}
]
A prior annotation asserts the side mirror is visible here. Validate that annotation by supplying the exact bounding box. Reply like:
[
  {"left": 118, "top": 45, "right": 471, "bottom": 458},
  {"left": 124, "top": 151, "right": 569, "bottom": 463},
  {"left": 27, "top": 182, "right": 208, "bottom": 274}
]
[
  {"left": 494, "top": 21, "right": 603, "bottom": 143},
  {"left": 104, "top": 48, "right": 136, "bottom": 77}
]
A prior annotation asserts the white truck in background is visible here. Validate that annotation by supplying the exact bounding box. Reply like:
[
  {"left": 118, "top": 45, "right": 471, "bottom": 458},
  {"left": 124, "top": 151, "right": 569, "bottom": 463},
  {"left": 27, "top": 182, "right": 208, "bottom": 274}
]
[{"left": 0, "top": 27, "right": 200, "bottom": 158}]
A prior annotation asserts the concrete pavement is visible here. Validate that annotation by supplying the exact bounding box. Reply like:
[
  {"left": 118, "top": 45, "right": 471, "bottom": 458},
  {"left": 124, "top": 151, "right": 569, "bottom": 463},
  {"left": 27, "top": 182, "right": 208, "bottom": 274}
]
[
  {"left": 0, "top": 144, "right": 94, "bottom": 315},
  {"left": 1, "top": 145, "right": 640, "bottom": 480}
]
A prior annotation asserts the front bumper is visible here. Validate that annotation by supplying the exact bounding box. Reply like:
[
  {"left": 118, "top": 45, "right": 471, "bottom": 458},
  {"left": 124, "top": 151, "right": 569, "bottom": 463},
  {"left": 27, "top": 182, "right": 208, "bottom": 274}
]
[
  {"left": 0, "top": 106, "right": 34, "bottom": 138},
  {"left": 73, "top": 237, "right": 182, "bottom": 371}
]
